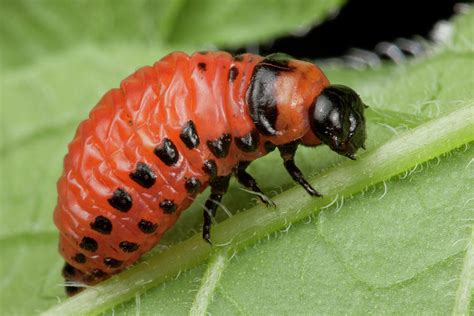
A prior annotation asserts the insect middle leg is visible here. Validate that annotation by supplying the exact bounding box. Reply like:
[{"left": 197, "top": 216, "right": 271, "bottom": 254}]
[
  {"left": 202, "top": 175, "right": 231, "bottom": 244},
  {"left": 278, "top": 141, "right": 322, "bottom": 197},
  {"left": 235, "top": 161, "right": 276, "bottom": 207}
]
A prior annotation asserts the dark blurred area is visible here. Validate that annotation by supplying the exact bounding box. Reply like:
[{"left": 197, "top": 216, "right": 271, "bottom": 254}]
[{"left": 233, "top": 0, "right": 470, "bottom": 60}]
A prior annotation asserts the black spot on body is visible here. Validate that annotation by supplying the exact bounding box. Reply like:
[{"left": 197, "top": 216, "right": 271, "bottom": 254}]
[
  {"left": 129, "top": 162, "right": 156, "bottom": 188},
  {"left": 104, "top": 257, "right": 123, "bottom": 268},
  {"left": 62, "top": 263, "right": 76, "bottom": 278},
  {"left": 91, "top": 269, "right": 106, "bottom": 278},
  {"left": 233, "top": 54, "right": 244, "bottom": 62},
  {"left": 202, "top": 160, "right": 217, "bottom": 178},
  {"left": 180, "top": 121, "right": 200, "bottom": 149},
  {"left": 154, "top": 138, "right": 179, "bottom": 166},
  {"left": 207, "top": 133, "right": 232, "bottom": 158},
  {"left": 73, "top": 253, "right": 86, "bottom": 264},
  {"left": 90, "top": 215, "right": 112, "bottom": 234},
  {"left": 82, "top": 269, "right": 107, "bottom": 285},
  {"left": 119, "top": 241, "right": 139, "bottom": 253},
  {"left": 138, "top": 219, "right": 158, "bottom": 234},
  {"left": 80, "top": 237, "right": 98, "bottom": 252},
  {"left": 198, "top": 62, "right": 207, "bottom": 71},
  {"left": 160, "top": 199, "right": 177, "bottom": 214},
  {"left": 108, "top": 188, "right": 132, "bottom": 212},
  {"left": 264, "top": 141, "right": 276, "bottom": 153},
  {"left": 228, "top": 66, "right": 239, "bottom": 82},
  {"left": 262, "top": 53, "right": 293, "bottom": 68},
  {"left": 247, "top": 61, "right": 289, "bottom": 136},
  {"left": 235, "top": 130, "right": 259, "bottom": 152},
  {"left": 185, "top": 177, "right": 201, "bottom": 194}
]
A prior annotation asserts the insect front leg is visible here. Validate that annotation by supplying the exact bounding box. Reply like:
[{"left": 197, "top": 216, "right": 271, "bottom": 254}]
[
  {"left": 202, "top": 175, "right": 231, "bottom": 244},
  {"left": 235, "top": 161, "right": 276, "bottom": 207},
  {"left": 278, "top": 141, "right": 322, "bottom": 197}
]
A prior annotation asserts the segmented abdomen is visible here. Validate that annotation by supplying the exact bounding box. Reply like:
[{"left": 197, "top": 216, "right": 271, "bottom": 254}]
[{"left": 54, "top": 51, "right": 271, "bottom": 283}]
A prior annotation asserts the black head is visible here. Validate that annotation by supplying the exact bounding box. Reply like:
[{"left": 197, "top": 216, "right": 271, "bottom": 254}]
[{"left": 310, "top": 85, "right": 367, "bottom": 160}]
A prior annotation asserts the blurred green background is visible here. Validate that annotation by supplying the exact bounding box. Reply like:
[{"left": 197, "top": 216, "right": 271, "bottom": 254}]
[{"left": 1, "top": 1, "right": 473, "bottom": 315}]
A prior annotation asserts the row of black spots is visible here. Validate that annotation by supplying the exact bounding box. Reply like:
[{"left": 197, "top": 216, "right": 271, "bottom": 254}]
[
  {"left": 108, "top": 120, "right": 263, "bottom": 223},
  {"left": 72, "top": 251, "right": 126, "bottom": 270},
  {"left": 77, "top": 226, "right": 141, "bottom": 254},
  {"left": 62, "top": 263, "right": 108, "bottom": 285},
  {"left": 72, "top": 252, "right": 123, "bottom": 269},
  {"left": 108, "top": 160, "right": 178, "bottom": 213},
  {"left": 75, "top": 218, "right": 157, "bottom": 265},
  {"left": 87, "top": 216, "right": 158, "bottom": 240},
  {"left": 152, "top": 134, "right": 201, "bottom": 194},
  {"left": 150, "top": 134, "right": 203, "bottom": 194},
  {"left": 152, "top": 125, "right": 206, "bottom": 200},
  {"left": 152, "top": 136, "right": 204, "bottom": 206},
  {"left": 196, "top": 59, "right": 240, "bottom": 83},
  {"left": 73, "top": 238, "right": 143, "bottom": 269},
  {"left": 164, "top": 120, "right": 261, "bottom": 183},
  {"left": 111, "top": 158, "right": 155, "bottom": 267},
  {"left": 176, "top": 119, "right": 219, "bottom": 180}
]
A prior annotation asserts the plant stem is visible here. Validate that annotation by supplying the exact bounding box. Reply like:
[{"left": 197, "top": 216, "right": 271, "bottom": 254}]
[{"left": 42, "top": 105, "right": 474, "bottom": 316}]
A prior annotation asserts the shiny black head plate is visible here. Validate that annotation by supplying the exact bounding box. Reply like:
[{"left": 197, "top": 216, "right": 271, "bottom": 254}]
[{"left": 310, "top": 85, "right": 367, "bottom": 160}]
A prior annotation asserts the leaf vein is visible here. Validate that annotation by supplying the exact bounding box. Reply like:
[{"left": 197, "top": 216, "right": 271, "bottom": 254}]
[
  {"left": 452, "top": 224, "right": 474, "bottom": 315},
  {"left": 189, "top": 249, "right": 229, "bottom": 316}
]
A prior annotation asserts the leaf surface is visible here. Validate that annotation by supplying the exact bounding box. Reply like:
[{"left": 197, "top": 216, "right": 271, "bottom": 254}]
[{"left": 0, "top": 2, "right": 473, "bottom": 315}]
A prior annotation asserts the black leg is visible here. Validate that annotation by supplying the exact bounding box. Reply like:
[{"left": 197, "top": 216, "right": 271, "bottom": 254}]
[
  {"left": 235, "top": 161, "right": 276, "bottom": 207},
  {"left": 202, "top": 193, "right": 223, "bottom": 244},
  {"left": 278, "top": 141, "right": 322, "bottom": 197},
  {"left": 202, "top": 175, "right": 230, "bottom": 244}
]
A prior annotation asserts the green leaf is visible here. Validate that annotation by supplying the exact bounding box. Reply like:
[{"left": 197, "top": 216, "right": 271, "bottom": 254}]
[
  {"left": 1, "top": 1, "right": 473, "bottom": 315},
  {"left": 0, "top": 0, "right": 343, "bottom": 70},
  {"left": 165, "top": 0, "right": 345, "bottom": 46}
]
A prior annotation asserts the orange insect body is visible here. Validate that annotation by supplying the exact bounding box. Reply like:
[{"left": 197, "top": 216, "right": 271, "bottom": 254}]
[{"left": 54, "top": 51, "right": 367, "bottom": 295}]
